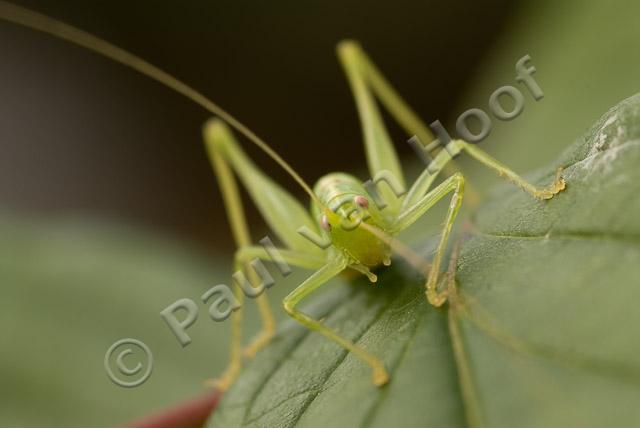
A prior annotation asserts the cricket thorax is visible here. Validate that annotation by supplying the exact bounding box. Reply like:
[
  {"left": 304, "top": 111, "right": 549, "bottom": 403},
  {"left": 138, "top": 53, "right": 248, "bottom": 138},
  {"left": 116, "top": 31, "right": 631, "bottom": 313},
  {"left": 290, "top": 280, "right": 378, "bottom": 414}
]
[{"left": 313, "top": 173, "right": 391, "bottom": 268}]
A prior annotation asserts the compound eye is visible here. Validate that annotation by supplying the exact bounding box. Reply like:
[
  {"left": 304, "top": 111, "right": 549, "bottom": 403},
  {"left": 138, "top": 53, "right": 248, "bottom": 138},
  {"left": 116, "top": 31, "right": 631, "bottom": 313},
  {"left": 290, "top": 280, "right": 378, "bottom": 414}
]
[
  {"left": 320, "top": 214, "right": 331, "bottom": 231},
  {"left": 354, "top": 195, "right": 369, "bottom": 208}
]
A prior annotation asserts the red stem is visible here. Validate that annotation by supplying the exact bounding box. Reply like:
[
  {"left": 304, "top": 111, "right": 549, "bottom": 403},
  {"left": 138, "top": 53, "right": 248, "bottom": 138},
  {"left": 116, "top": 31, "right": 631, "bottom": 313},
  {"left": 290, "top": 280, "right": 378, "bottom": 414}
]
[{"left": 120, "top": 390, "right": 221, "bottom": 428}]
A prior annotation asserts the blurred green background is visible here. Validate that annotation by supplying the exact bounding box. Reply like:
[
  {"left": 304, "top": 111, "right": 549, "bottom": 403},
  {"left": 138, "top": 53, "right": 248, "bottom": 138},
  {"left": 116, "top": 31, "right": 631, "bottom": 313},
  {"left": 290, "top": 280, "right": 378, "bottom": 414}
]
[{"left": 1, "top": 0, "right": 639, "bottom": 426}]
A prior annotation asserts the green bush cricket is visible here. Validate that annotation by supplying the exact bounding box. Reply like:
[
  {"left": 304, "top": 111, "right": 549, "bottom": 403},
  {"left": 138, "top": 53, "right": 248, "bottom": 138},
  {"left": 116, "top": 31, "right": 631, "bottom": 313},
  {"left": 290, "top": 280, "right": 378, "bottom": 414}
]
[{"left": 0, "top": 1, "right": 566, "bottom": 390}]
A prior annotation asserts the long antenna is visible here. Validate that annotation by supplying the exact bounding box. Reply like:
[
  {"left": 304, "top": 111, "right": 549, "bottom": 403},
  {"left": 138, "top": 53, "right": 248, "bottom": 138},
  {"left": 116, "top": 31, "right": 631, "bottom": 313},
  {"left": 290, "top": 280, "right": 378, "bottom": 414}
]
[{"left": 0, "top": 1, "right": 323, "bottom": 207}]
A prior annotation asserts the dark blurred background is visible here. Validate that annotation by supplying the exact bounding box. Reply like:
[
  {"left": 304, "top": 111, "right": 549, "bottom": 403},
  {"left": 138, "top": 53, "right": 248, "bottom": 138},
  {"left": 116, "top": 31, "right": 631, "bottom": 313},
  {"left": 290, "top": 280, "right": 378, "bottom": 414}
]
[
  {"left": 0, "top": 0, "right": 515, "bottom": 249},
  {"left": 5, "top": 1, "right": 640, "bottom": 427}
]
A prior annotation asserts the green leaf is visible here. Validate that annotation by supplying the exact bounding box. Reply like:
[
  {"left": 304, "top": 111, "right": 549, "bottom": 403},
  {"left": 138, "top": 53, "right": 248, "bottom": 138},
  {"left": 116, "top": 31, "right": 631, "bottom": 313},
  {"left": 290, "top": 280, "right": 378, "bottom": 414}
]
[
  {"left": 208, "top": 94, "right": 640, "bottom": 428},
  {"left": 0, "top": 218, "right": 256, "bottom": 427}
]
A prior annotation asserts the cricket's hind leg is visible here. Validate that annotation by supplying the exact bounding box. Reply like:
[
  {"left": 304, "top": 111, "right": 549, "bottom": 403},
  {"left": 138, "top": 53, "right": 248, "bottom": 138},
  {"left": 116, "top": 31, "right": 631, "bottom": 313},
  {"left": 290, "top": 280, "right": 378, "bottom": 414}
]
[{"left": 203, "top": 119, "right": 326, "bottom": 390}]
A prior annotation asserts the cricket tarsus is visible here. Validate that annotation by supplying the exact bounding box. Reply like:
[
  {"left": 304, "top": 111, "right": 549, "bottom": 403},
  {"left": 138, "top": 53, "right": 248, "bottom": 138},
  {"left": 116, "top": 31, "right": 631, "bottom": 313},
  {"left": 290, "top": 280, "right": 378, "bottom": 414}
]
[{"left": 1, "top": 1, "right": 566, "bottom": 390}]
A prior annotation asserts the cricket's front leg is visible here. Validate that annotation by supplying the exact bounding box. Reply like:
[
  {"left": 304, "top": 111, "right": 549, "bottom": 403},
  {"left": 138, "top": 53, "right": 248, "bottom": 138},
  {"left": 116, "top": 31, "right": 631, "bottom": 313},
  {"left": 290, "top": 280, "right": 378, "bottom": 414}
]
[
  {"left": 207, "top": 247, "right": 326, "bottom": 391},
  {"left": 232, "top": 245, "right": 326, "bottom": 358},
  {"left": 392, "top": 173, "right": 466, "bottom": 307},
  {"left": 283, "top": 257, "right": 390, "bottom": 386}
]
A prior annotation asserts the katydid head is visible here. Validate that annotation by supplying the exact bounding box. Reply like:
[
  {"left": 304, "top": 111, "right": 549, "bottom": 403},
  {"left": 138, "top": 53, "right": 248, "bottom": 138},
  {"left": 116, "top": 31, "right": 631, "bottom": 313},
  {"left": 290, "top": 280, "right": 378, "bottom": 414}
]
[
  {"left": 324, "top": 208, "right": 390, "bottom": 268},
  {"left": 319, "top": 195, "right": 372, "bottom": 232},
  {"left": 313, "top": 173, "right": 390, "bottom": 267}
]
